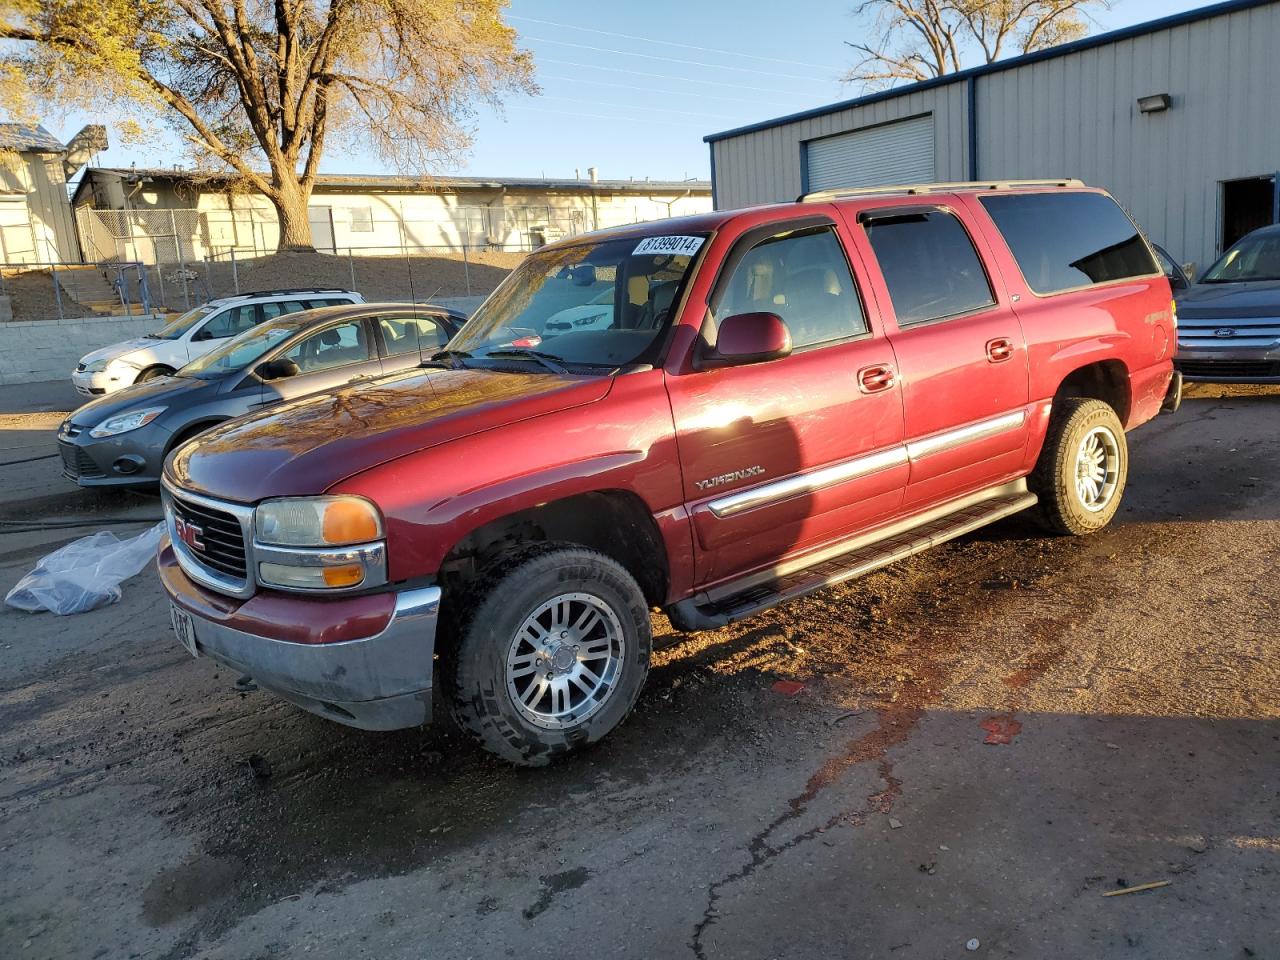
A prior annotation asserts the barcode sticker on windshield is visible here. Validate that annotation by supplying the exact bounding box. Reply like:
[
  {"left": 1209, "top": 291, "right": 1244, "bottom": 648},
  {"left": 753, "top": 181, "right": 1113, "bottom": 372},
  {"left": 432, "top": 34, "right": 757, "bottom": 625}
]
[{"left": 633, "top": 235, "right": 704, "bottom": 257}]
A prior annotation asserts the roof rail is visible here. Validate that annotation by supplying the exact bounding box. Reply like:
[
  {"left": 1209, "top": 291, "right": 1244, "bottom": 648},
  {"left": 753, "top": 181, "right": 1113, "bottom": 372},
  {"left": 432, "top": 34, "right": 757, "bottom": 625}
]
[
  {"left": 232, "top": 287, "right": 355, "bottom": 298},
  {"left": 797, "top": 178, "right": 1086, "bottom": 203}
]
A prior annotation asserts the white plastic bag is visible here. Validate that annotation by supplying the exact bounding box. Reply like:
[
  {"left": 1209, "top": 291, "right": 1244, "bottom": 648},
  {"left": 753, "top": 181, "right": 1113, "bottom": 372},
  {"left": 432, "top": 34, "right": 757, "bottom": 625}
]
[{"left": 5, "top": 522, "right": 165, "bottom": 615}]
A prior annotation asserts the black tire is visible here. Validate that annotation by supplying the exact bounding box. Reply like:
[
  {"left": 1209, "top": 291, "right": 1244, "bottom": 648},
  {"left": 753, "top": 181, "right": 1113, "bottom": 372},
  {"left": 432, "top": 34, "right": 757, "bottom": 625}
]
[
  {"left": 442, "top": 543, "right": 651, "bottom": 766},
  {"left": 166, "top": 421, "right": 219, "bottom": 456},
  {"left": 1029, "top": 397, "right": 1128, "bottom": 536},
  {"left": 135, "top": 365, "right": 175, "bottom": 383}
]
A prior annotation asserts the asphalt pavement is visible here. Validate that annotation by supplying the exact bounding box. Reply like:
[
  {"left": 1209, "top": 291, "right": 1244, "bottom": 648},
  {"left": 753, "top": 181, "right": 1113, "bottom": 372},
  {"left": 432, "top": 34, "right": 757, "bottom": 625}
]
[{"left": 0, "top": 383, "right": 1277, "bottom": 960}]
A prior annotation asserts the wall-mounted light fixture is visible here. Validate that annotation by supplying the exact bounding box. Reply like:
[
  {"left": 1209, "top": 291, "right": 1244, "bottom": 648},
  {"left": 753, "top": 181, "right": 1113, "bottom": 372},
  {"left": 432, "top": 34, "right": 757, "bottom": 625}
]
[{"left": 1137, "top": 93, "right": 1172, "bottom": 114}]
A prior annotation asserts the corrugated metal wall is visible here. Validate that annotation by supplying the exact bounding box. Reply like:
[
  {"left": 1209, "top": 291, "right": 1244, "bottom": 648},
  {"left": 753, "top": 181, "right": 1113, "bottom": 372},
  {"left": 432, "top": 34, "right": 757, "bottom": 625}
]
[
  {"left": 710, "top": 83, "right": 970, "bottom": 210},
  {"left": 709, "top": 1, "right": 1280, "bottom": 274}
]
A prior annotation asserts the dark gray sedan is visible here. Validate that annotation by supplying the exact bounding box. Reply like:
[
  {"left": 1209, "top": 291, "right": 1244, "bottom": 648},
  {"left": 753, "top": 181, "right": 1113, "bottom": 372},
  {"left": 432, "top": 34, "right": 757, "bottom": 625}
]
[{"left": 58, "top": 302, "right": 465, "bottom": 487}]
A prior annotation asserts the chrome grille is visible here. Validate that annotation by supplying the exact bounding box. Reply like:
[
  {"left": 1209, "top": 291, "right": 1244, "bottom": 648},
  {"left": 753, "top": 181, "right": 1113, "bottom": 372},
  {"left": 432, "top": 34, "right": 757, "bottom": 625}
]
[
  {"left": 168, "top": 492, "right": 249, "bottom": 580},
  {"left": 1177, "top": 316, "right": 1280, "bottom": 348}
]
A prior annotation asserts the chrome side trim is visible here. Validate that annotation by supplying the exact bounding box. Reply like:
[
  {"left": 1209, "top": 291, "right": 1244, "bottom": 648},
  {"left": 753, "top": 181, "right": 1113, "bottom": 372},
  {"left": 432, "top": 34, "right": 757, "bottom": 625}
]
[
  {"left": 906, "top": 410, "right": 1025, "bottom": 461},
  {"left": 707, "top": 446, "right": 909, "bottom": 518},
  {"left": 703, "top": 479, "right": 1031, "bottom": 604}
]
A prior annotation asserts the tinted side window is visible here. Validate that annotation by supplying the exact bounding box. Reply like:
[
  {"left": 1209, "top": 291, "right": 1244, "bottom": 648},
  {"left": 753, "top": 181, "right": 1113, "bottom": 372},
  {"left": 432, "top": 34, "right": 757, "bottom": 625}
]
[
  {"left": 865, "top": 211, "right": 995, "bottom": 326},
  {"left": 283, "top": 320, "right": 371, "bottom": 373},
  {"left": 713, "top": 225, "right": 868, "bottom": 348},
  {"left": 260, "top": 299, "right": 310, "bottom": 322},
  {"left": 203, "top": 304, "right": 258, "bottom": 339},
  {"left": 980, "top": 192, "right": 1159, "bottom": 295},
  {"left": 380, "top": 315, "right": 447, "bottom": 356}
]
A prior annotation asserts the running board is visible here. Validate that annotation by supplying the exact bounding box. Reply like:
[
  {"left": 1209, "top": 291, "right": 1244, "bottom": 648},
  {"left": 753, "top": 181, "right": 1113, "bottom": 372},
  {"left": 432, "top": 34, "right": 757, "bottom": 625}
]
[{"left": 668, "top": 487, "right": 1038, "bottom": 631}]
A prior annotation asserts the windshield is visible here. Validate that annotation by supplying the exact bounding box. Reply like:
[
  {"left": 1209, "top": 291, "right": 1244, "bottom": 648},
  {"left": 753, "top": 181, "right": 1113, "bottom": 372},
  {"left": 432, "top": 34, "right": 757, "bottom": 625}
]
[
  {"left": 178, "top": 316, "right": 304, "bottom": 378},
  {"left": 151, "top": 304, "right": 217, "bottom": 340},
  {"left": 447, "top": 233, "right": 707, "bottom": 370},
  {"left": 1201, "top": 232, "right": 1280, "bottom": 282}
]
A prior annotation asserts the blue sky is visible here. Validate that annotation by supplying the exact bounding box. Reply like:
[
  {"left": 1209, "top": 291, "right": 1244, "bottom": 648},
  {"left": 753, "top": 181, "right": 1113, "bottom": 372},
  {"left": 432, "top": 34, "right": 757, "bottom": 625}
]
[{"left": 56, "top": 0, "right": 1202, "bottom": 185}]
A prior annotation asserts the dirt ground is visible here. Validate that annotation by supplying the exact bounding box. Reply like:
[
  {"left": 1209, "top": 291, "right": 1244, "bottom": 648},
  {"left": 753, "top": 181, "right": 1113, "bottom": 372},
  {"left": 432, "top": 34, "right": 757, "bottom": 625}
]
[
  {"left": 169, "top": 250, "right": 525, "bottom": 312},
  {"left": 0, "top": 383, "right": 1277, "bottom": 960},
  {"left": 2, "top": 251, "right": 526, "bottom": 322}
]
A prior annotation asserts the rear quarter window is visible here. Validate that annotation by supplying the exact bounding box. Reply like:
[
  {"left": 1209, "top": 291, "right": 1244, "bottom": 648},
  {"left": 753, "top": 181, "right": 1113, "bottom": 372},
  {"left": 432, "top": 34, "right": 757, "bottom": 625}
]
[{"left": 980, "top": 192, "right": 1159, "bottom": 295}]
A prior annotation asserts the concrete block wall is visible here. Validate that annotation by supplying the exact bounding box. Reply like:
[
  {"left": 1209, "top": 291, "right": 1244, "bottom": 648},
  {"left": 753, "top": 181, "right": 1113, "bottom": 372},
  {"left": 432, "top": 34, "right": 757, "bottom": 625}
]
[{"left": 0, "top": 314, "right": 162, "bottom": 385}]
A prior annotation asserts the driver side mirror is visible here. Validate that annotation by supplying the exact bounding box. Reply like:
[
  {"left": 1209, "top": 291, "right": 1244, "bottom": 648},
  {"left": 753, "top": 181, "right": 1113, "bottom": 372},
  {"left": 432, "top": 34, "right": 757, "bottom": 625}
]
[
  {"left": 256, "top": 357, "right": 300, "bottom": 381},
  {"left": 192, "top": 327, "right": 214, "bottom": 342},
  {"left": 1169, "top": 272, "right": 1188, "bottom": 291},
  {"left": 697, "top": 312, "right": 793, "bottom": 370}
]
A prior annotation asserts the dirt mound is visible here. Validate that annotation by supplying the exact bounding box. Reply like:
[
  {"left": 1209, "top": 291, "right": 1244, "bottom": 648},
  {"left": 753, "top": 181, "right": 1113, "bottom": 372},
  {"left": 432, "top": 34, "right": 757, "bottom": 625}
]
[{"left": 168, "top": 249, "right": 526, "bottom": 309}]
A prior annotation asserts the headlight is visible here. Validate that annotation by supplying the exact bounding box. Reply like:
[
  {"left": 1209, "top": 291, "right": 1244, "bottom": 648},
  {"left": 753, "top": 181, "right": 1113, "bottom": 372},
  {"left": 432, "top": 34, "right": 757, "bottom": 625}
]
[
  {"left": 255, "top": 496, "right": 383, "bottom": 547},
  {"left": 88, "top": 406, "right": 167, "bottom": 438},
  {"left": 253, "top": 496, "right": 386, "bottom": 592},
  {"left": 81, "top": 359, "right": 109, "bottom": 373}
]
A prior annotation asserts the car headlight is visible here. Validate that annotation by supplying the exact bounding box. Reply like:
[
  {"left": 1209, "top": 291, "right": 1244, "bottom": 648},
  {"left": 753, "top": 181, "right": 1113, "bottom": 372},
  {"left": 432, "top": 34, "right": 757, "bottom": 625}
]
[
  {"left": 81, "top": 359, "right": 109, "bottom": 373},
  {"left": 88, "top": 406, "right": 167, "bottom": 438},
  {"left": 254, "top": 496, "right": 386, "bottom": 591}
]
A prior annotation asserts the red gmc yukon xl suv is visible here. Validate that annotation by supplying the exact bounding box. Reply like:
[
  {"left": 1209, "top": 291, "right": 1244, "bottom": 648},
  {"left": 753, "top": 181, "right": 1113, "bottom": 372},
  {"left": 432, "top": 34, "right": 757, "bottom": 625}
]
[{"left": 159, "top": 180, "right": 1180, "bottom": 765}]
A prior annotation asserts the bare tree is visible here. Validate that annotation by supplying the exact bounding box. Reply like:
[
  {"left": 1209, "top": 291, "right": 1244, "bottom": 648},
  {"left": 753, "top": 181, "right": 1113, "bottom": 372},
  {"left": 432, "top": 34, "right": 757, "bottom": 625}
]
[
  {"left": 845, "top": 0, "right": 1109, "bottom": 88},
  {"left": 0, "top": 0, "right": 536, "bottom": 250}
]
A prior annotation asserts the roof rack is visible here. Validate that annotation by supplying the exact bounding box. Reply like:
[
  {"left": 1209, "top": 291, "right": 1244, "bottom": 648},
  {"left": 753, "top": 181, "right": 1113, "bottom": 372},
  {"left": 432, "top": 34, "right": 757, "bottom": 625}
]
[
  {"left": 797, "top": 179, "right": 1085, "bottom": 203},
  {"left": 230, "top": 288, "right": 356, "bottom": 298}
]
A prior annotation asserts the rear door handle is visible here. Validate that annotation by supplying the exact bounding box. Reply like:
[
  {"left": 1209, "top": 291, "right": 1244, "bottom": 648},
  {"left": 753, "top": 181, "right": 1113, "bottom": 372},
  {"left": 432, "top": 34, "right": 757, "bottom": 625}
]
[
  {"left": 858, "top": 363, "right": 896, "bottom": 393},
  {"left": 986, "top": 337, "right": 1015, "bottom": 363}
]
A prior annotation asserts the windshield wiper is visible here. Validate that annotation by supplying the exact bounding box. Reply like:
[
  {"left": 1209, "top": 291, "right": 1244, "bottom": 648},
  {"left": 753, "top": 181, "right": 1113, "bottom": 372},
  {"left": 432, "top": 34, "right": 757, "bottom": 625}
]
[
  {"left": 480, "top": 348, "right": 569, "bottom": 375},
  {"left": 144, "top": 332, "right": 163, "bottom": 339},
  {"left": 423, "top": 348, "right": 473, "bottom": 369}
]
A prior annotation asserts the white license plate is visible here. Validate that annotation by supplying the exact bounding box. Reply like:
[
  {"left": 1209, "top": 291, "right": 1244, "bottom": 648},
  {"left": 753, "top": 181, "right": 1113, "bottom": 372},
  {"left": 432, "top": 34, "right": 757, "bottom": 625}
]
[{"left": 170, "top": 604, "right": 199, "bottom": 658}]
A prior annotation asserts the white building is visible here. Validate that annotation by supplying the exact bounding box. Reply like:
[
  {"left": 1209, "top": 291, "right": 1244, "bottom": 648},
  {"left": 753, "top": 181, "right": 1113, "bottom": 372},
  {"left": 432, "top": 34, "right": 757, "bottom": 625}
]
[{"left": 73, "top": 168, "right": 712, "bottom": 264}]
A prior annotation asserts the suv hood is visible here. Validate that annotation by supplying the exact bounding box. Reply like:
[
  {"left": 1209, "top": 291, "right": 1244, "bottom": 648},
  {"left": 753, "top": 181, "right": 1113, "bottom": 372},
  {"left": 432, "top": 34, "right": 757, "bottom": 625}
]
[
  {"left": 1178, "top": 280, "right": 1280, "bottom": 319},
  {"left": 68, "top": 374, "right": 215, "bottom": 428},
  {"left": 79, "top": 337, "right": 159, "bottom": 366},
  {"left": 167, "top": 367, "right": 613, "bottom": 502}
]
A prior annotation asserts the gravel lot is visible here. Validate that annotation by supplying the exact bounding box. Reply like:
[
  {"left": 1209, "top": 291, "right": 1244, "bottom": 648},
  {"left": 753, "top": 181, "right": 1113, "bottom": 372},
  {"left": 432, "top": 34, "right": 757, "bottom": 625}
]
[{"left": 0, "top": 383, "right": 1277, "bottom": 959}]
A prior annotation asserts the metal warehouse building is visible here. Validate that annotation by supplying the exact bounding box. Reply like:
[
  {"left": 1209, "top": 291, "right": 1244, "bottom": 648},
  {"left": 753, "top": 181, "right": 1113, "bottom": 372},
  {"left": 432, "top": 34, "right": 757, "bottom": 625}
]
[{"left": 705, "top": 0, "right": 1280, "bottom": 275}]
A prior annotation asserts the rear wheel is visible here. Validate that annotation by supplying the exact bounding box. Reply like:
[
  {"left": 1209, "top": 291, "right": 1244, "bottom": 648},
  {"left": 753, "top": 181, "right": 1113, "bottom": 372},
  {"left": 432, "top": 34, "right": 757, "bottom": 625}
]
[
  {"left": 135, "top": 365, "right": 175, "bottom": 383},
  {"left": 1030, "top": 398, "right": 1128, "bottom": 535},
  {"left": 442, "top": 544, "right": 651, "bottom": 766}
]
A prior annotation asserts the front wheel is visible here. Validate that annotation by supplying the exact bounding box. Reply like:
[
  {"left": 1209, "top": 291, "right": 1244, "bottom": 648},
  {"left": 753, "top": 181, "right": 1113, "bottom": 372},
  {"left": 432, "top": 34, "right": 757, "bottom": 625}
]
[
  {"left": 1029, "top": 397, "right": 1128, "bottom": 536},
  {"left": 443, "top": 545, "right": 651, "bottom": 766},
  {"left": 135, "top": 365, "right": 175, "bottom": 383}
]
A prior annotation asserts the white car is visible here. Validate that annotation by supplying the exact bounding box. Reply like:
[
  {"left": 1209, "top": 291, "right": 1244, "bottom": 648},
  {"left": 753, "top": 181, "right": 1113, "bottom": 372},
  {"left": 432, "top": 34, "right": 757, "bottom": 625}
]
[{"left": 72, "top": 288, "right": 364, "bottom": 396}]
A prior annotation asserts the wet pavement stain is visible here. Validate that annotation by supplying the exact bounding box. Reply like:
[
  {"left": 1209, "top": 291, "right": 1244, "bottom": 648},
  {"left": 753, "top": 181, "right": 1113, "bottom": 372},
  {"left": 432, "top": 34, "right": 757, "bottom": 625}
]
[
  {"left": 522, "top": 866, "right": 591, "bottom": 920},
  {"left": 142, "top": 854, "right": 244, "bottom": 926}
]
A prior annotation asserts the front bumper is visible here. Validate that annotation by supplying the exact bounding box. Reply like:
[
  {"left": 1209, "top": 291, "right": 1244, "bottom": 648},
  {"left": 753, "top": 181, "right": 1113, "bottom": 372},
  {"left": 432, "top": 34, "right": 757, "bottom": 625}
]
[
  {"left": 57, "top": 424, "right": 166, "bottom": 487},
  {"left": 1175, "top": 345, "right": 1280, "bottom": 383},
  {"left": 158, "top": 543, "right": 441, "bottom": 730},
  {"left": 72, "top": 368, "right": 135, "bottom": 396}
]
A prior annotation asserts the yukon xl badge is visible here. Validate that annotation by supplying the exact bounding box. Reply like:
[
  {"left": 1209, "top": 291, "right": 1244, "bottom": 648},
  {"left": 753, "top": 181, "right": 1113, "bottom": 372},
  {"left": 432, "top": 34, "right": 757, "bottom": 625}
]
[{"left": 695, "top": 466, "right": 765, "bottom": 491}]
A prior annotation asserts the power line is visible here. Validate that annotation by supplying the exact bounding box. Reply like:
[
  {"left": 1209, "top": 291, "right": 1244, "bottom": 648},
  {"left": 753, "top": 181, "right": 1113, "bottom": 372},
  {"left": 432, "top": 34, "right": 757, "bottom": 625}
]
[
  {"left": 521, "top": 107, "right": 714, "bottom": 130},
  {"left": 526, "top": 36, "right": 832, "bottom": 83},
  {"left": 540, "top": 58, "right": 808, "bottom": 95},
  {"left": 537, "top": 95, "right": 738, "bottom": 122},
  {"left": 510, "top": 14, "right": 845, "bottom": 71},
  {"left": 540, "top": 74, "right": 794, "bottom": 108}
]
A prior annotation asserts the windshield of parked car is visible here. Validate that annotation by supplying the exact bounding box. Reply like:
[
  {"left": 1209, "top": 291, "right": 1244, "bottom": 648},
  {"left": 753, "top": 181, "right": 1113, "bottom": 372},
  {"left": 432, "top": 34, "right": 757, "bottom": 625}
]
[
  {"left": 1201, "top": 232, "right": 1280, "bottom": 282},
  {"left": 149, "top": 304, "right": 218, "bottom": 340},
  {"left": 178, "top": 315, "right": 309, "bottom": 378},
  {"left": 445, "top": 233, "right": 707, "bottom": 370}
]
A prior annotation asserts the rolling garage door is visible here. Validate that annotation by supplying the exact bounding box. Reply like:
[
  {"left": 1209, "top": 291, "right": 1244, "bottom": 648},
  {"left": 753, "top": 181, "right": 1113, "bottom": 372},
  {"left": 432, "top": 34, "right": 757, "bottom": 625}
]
[{"left": 805, "top": 115, "right": 935, "bottom": 193}]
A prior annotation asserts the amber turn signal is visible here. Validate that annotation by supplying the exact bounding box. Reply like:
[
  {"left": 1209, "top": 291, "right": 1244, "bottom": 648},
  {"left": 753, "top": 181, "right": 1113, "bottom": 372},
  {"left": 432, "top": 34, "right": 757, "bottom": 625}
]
[
  {"left": 321, "top": 564, "right": 365, "bottom": 588},
  {"left": 322, "top": 499, "right": 381, "bottom": 545}
]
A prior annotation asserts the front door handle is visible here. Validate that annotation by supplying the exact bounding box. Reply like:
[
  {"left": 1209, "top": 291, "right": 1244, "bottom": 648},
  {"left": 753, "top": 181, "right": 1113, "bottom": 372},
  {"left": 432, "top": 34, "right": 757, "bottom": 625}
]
[
  {"left": 986, "top": 337, "right": 1015, "bottom": 363},
  {"left": 858, "top": 363, "right": 896, "bottom": 393}
]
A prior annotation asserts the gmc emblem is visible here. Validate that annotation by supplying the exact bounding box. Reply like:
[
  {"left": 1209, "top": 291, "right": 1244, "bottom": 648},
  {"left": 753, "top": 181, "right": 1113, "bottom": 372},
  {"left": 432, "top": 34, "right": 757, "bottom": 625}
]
[{"left": 174, "top": 516, "right": 205, "bottom": 552}]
